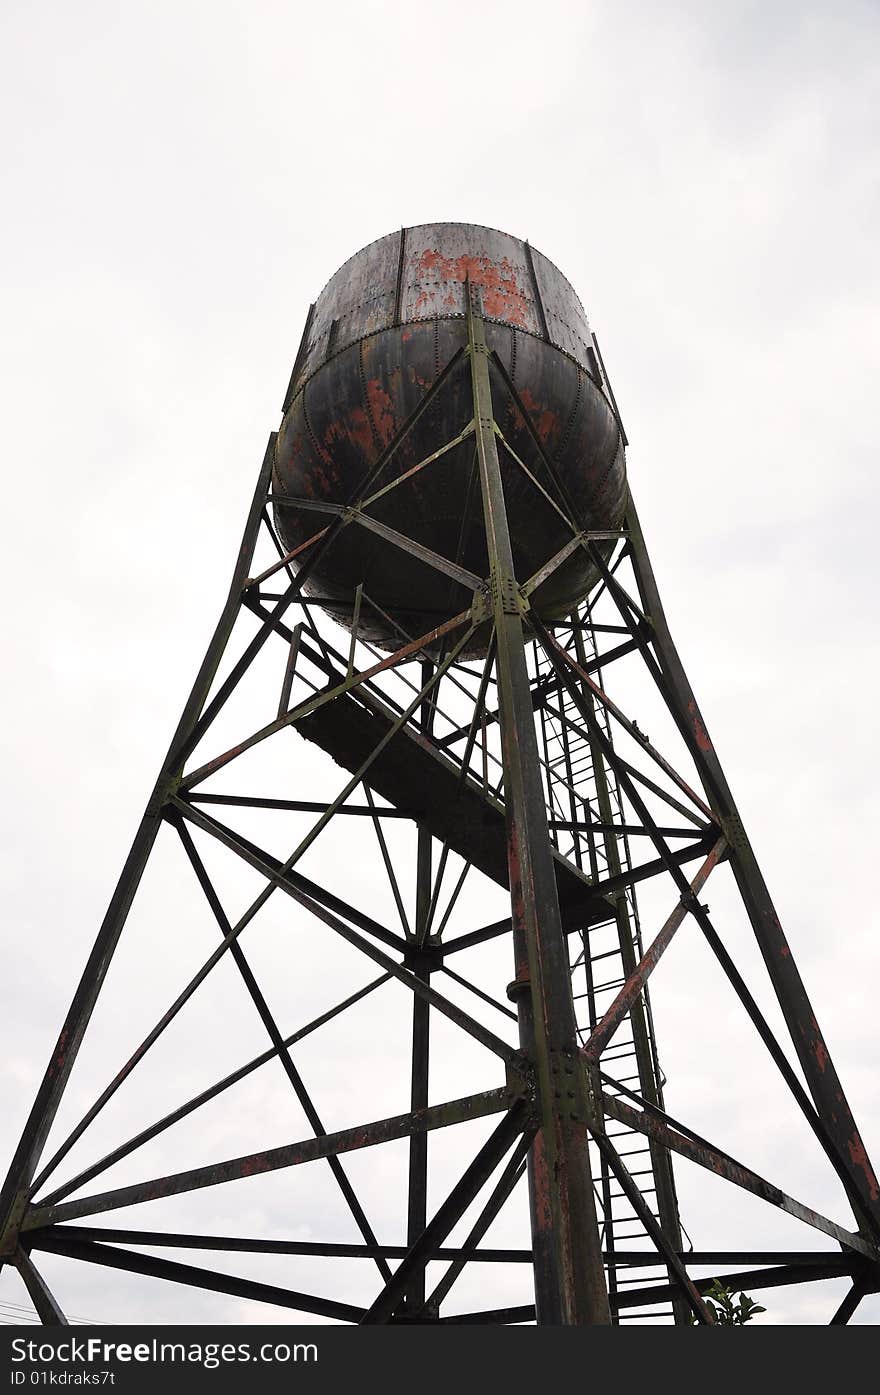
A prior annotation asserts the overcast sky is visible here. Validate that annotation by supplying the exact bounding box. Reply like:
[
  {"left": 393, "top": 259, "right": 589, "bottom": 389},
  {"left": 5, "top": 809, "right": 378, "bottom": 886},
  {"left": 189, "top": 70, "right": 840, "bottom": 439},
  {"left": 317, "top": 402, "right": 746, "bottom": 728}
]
[{"left": 1, "top": 0, "right": 879, "bottom": 1327}]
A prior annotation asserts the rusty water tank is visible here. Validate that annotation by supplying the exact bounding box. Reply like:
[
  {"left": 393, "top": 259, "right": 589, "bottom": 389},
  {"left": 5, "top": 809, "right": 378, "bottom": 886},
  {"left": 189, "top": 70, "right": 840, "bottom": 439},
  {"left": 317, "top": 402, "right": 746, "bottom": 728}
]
[{"left": 273, "top": 223, "right": 627, "bottom": 649}]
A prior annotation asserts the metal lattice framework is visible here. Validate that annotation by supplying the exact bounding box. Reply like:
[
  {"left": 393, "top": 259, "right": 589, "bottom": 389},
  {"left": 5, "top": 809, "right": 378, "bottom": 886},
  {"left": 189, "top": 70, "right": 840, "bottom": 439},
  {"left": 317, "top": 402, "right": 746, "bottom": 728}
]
[{"left": 2, "top": 290, "right": 878, "bottom": 1326}]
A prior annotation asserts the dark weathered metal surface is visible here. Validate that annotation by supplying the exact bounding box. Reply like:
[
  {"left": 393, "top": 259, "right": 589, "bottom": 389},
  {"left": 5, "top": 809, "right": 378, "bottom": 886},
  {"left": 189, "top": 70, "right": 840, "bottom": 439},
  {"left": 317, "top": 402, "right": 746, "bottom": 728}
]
[
  {"left": 15, "top": 1247, "right": 67, "bottom": 1325},
  {"left": 360, "top": 1106, "right": 530, "bottom": 1324},
  {"left": 600, "top": 1091, "right": 879, "bottom": 1261},
  {"left": 256, "top": 640, "right": 611, "bottom": 921},
  {"left": 29, "top": 1233, "right": 366, "bottom": 1324},
  {"left": 294, "top": 225, "right": 594, "bottom": 393},
  {"left": 273, "top": 224, "right": 626, "bottom": 646},
  {"left": 25, "top": 1089, "right": 518, "bottom": 1231}
]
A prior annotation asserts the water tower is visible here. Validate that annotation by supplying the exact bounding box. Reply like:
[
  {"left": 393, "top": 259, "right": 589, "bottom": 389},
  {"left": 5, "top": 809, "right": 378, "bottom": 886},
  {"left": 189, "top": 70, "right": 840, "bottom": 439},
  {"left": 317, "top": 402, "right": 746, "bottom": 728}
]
[{"left": 2, "top": 225, "right": 877, "bottom": 1325}]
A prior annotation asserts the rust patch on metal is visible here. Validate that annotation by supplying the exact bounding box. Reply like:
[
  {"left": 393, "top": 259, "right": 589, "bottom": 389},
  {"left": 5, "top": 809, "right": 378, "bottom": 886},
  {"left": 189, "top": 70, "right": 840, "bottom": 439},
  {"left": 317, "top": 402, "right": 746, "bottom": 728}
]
[
  {"left": 298, "top": 430, "right": 337, "bottom": 498},
  {"left": 414, "top": 249, "right": 530, "bottom": 326},
  {"left": 48, "top": 1029, "right": 69, "bottom": 1081},
  {"left": 687, "top": 700, "right": 712, "bottom": 752},
  {"left": 517, "top": 386, "right": 560, "bottom": 443},
  {"left": 530, "top": 1129, "right": 553, "bottom": 1235},
  {"left": 506, "top": 823, "right": 526, "bottom": 936},
  {"left": 407, "top": 364, "right": 433, "bottom": 389},
  {"left": 847, "top": 1133, "right": 880, "bottom": 1203},
  {"left": 811, "top": 1018, "right": 829, "bottom": 1074},
  {"left": 365, "top": 378, "right": 397, "bottom": 448},
  {"left": 342, "top": 405, "right": 375, "bottom": 457}
]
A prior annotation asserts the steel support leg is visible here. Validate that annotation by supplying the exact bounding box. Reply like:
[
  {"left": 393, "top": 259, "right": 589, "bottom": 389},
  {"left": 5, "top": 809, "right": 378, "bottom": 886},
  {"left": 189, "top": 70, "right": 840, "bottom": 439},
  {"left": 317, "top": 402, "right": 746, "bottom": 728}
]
[
  {"left": 404, "top": 673, "right": 434, "bottom": 1314},
  {"left": 466, "top": 286, "right": 610, "bottom": 1325},
  {"left": 625, "top": 496, "right": 880, "bottom": 1237},
  {"left": 0, "top": 439, "right": 277, "bottom": 1257}
]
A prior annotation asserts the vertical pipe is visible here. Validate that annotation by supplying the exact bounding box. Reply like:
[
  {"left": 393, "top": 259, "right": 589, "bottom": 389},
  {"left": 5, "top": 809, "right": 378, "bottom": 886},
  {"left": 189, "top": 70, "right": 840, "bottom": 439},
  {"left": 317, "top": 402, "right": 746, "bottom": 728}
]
[
  {"left": 404, "top": 659, "right": 434, "bottom": 1314},
  {"left": 404, "top": 948, "right": 431, "bottom": 1314},
  {"left": 466, "top": 286, "right": 610, "bottom": 1326}
]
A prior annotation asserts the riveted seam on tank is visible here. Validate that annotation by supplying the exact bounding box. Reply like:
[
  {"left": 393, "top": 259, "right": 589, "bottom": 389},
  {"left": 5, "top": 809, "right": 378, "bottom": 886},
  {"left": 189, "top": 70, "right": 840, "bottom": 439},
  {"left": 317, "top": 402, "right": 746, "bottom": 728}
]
[
  {"left": 509, "top": 324, "right": 517, "bottom": 384},
  {"left": 592, "top": 440, "right": 624, "bottom": 507},
  {"left": 310, "top": 230, "right": 402, "bottom": 304},
  {"left": 554, "top": 378, "right": 625, "bottom": 529},
  {"left": 403, "top": 278, "right": 540, "bottom": 322},
  {"left": 404, "top": 308, "right": 589, "bottom": 373},
  {"left": 283, "top": 320, "right": 595, "bottom": 416},
  {"left": 590, "top": 436, "right": 627, "bottom": 523},
  {"left": 345, "top": 288, "right": 395, "bottom": 309},
  {"left": 393, "top": 227, "right": 407, "bottom": 325},
  {"left": 551, "top": 364, "right": 583, "bottom": 470},
  {"left": 299, "top": 385, "right": 336, "bottom": 473},
  {"left": 357, "top": 339, "right": 383, "bottom": 453},
  {"left": 545, "top": 309, "right": 592, "bottom": 357},
  {"left": 330, "top": 290, "right": 395, "bottom": 325},
  {"left": 587, "top": 367, "right": 621, "bottom": 431},
  {"left": 308, "top": 222, "right": 528, "bottom": 303},
  {"left": 312, "top": 295, "right": 397, "bottom": 362},
  {"left": 592, "top": 459, "right": 619, "bottom": 514},
  {"left": 308, "top": 224, "right": 588, "bottom": 328}
]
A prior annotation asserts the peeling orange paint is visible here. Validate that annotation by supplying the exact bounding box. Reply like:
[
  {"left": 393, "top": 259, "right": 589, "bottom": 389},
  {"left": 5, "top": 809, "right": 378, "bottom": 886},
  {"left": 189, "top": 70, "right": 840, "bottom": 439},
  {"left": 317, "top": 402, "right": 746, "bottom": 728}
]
[
  {"left": 847, "top": 1133, "right": 880, "bottom": 1202},
  {"left": 345, "top": 405, "right": 375, "bottom": 457},
  {"left": 365, "top": 377, "right": 397, "bottom": 447},
  {"left": 687, "top": 700, "right": 712, "bottom": 753},
  {"left": 415, "top": 249, "right": 531, "bottom": 327},
  {"left": 518, "top": 386, "right": 561, "bottom": 443}
]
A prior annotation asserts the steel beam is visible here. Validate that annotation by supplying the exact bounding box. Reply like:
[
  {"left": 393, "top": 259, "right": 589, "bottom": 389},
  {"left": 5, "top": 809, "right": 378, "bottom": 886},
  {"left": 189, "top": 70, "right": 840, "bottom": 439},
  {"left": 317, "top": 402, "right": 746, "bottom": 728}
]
[
  {"left": 466, "top": 286, "right": 610, "bottom": 1326},
  {"left": 625, "top": 496, "right": 880, "bottom": 1237},
  {"left": 600, "top": 1091, "right": 879, "bottom": 1261},
  {"left": 29, "top": 1233, "right": 364, "bottom": 1323},
  {"left": 15, "top": 1246, "right": 67, "bottom": 1326},
  {"left": 35, "top": 975, "right": 392, "bottom": 1210},
  {"left": 360, "top": 1106, "right": 529, "bottom": 1323},
  {"left": 0, "top": 437, "right": 277, "bottom": 1257},
  {"left": 24, "top": 1088, "right": 519, "bottom": 1231}
]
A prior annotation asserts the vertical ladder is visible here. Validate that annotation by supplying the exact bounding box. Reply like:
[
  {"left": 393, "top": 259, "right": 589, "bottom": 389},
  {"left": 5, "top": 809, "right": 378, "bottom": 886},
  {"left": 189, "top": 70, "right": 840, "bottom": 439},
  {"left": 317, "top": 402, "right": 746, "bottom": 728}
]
[{"left": 530, "top": 608, "right": 686, "bottom": 1323}]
